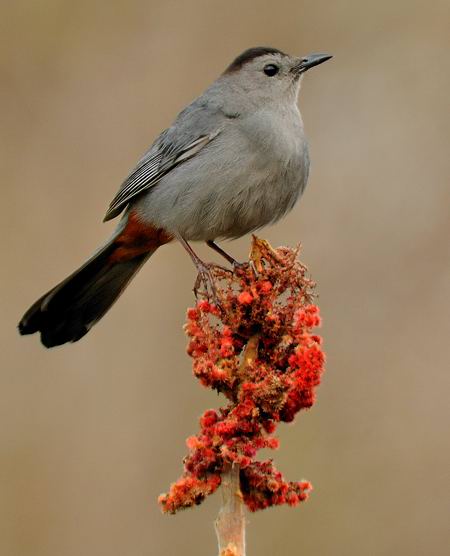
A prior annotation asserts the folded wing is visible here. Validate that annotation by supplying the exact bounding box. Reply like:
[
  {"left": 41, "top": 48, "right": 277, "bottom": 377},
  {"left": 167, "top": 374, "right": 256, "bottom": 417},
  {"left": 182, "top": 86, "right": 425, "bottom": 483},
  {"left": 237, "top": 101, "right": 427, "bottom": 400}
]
[{"left": 104, "top": 130, "right": 220, "bottom": 221}]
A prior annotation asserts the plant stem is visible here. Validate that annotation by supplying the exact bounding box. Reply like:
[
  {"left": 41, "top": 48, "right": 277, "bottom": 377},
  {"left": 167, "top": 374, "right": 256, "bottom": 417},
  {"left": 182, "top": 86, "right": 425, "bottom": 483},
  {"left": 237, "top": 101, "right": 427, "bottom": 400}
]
[{"left": 215, "top": 464, "right": 246, "bottom": 556}]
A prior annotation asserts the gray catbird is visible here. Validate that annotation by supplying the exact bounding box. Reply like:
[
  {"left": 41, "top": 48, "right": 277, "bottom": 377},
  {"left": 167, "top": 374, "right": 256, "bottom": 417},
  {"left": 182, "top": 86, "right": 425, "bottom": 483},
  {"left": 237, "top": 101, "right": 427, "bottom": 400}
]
[{"left": 18, "top": 46, "right": 332, "bottom": 348}]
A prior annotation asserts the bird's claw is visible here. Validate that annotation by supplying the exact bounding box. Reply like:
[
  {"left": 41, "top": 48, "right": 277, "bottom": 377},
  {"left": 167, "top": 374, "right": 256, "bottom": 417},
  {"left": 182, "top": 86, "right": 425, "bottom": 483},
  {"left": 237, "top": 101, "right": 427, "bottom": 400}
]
[
  {"left": 193, "top": 263, "right": 221, "bottom": 307},
  {"left": 192, "top": 260, "right": 255, "bottom": 309}
]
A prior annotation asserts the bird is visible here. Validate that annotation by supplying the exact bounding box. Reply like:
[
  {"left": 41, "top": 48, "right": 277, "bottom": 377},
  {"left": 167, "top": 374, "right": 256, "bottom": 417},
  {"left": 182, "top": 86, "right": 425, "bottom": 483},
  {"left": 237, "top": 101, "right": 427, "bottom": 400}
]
[{"left": 18, "top": 46, "right": 332, "bottom": 348}]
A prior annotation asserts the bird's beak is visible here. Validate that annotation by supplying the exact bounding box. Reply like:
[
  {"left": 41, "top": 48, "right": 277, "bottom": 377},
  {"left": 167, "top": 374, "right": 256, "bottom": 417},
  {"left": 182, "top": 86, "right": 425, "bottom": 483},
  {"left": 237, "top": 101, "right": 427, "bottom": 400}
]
[{"left": 293, "top": 53, "right": 333, "bottom": 74}]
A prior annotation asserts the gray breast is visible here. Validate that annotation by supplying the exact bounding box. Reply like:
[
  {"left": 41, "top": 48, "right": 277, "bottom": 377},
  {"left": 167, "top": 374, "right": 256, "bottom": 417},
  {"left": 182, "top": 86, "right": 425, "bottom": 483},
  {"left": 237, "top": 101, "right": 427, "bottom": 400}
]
[{"left": 135, "top": 106, "right": 309, "bottom": 241}]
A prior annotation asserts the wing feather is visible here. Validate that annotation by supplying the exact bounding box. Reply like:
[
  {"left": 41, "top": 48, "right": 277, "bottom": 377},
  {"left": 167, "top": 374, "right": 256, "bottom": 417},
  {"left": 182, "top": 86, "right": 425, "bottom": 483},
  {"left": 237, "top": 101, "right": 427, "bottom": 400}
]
[{"left": 103, "top": 133, "right": 218, "bottom": 222}]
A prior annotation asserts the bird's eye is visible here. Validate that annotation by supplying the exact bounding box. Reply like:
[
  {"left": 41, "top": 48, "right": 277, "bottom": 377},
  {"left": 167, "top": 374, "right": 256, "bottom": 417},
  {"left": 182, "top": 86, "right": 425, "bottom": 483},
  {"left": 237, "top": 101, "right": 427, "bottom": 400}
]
[{"left": 263, "top": 64, "right": 279, "bottom": 77}]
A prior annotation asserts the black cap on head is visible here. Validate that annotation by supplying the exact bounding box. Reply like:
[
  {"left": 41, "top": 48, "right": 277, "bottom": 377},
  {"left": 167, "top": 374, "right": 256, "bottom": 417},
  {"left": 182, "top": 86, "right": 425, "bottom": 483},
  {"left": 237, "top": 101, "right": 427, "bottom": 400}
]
[{"left": 225, "top": 47, "right": 287, "bottom": 73}]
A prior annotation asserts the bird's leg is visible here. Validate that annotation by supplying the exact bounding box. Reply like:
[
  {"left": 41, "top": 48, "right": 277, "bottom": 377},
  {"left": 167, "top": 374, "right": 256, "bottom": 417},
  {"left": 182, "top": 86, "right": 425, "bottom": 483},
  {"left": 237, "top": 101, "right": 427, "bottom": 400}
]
[
  {"left": 175, "top": 233, "right": 219, "bottom": 301},
  {"left": 206, "top": 240, "right": 237, "bottom": 266},
  {"left": 206, "top": 240, "right": 246, "bottom": 270}
]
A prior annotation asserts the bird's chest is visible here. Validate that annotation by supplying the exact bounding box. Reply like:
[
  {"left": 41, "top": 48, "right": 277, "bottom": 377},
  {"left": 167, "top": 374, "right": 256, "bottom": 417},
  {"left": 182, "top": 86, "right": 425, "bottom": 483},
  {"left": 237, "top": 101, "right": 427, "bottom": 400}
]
[
  {"left": 142, "top": 105, "right": 309, "bottom": 241},
  {"left": 242, "top": 108, "right": 306, "bottom": 192},
  {"left": 242, "top": 106, "right": 305, "bottom": 164},
  {"left": 205, "top": 108, "right": 308, "bottom": 239}
]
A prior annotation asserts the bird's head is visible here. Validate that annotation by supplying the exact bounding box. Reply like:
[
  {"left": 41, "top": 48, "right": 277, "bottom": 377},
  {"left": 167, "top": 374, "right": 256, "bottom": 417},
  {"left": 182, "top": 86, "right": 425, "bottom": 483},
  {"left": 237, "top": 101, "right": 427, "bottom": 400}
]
[{"left": 221, "top": 47, "right": 332, "bottom": 107}]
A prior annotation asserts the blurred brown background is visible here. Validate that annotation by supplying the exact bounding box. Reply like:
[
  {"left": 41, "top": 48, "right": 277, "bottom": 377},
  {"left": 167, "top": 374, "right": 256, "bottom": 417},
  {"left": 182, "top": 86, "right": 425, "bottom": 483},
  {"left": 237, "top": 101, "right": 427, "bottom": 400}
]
[{"left": 1, "top": 1, "right": 449, "bottom": 555}]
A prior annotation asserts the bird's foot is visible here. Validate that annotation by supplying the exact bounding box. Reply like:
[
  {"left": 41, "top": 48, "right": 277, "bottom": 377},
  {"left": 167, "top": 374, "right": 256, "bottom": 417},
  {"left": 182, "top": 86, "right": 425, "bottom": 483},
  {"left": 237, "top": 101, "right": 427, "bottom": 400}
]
[
  {"left": 232, "top": 260, "right": 250, "bottom": 273},
  {"left": 205, "top": 240, "right": 257, "bottom": 278},
  {"left": 206, "top": 240, "right": 249, "bottom": 272},
  {"left": 193, "top": 262, "right": 221, "bottom": 306}
]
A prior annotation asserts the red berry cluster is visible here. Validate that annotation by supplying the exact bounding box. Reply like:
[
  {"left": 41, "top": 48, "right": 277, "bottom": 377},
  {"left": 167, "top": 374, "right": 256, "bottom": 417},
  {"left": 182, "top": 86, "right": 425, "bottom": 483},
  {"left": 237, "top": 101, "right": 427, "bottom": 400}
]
[{"left": 159, "top": 238, "right": 325, "bottom": 514}]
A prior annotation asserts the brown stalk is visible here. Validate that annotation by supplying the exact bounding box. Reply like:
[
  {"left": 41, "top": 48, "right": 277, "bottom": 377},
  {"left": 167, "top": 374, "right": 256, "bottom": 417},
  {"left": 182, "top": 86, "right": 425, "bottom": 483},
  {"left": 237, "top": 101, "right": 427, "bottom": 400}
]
[
  {"left": 215, "top": 333, "right": 260, "bottom": 556},
  {"left": 214, "top": 463, "right": 245, "bottom": 556}
]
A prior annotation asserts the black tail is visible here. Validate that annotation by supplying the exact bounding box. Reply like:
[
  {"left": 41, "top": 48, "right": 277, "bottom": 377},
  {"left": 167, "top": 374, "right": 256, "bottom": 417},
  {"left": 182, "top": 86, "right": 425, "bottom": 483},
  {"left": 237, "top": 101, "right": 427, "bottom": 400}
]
[{"left": 18, "top": 239, "right": 155, "bottom": 348}]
